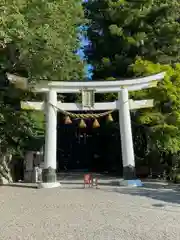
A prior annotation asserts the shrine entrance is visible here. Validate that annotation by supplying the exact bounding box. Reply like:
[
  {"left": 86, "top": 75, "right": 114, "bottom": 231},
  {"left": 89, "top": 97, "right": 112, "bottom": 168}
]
[
  {"left": 57, "top": 118, "right": 94, "bottom": 171},
  {"left": 8, "top": 72, "right": 165, "bottom": 188},
  {"left": 57, "top": 130, "right": 96, "bottom": 171},
  {"left": 57, "top": 113, "right": 121, "bottom": 173}
]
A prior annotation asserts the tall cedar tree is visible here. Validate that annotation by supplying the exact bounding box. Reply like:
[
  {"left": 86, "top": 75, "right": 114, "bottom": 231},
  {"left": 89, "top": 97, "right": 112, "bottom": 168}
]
[
  {"left": 84, "top": 0, "right": 180, "bottom": 159},
  {"left": 84, "top": 0, "right": 180, "bottom": 78}
]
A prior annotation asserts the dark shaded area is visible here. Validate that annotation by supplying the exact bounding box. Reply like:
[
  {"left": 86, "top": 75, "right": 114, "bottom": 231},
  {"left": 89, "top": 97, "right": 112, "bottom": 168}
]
[
  {"left": 11, "top": 156, "right": 24, "bottom": 182},
  {"left": 152, "top": 203, "right": 165, "bottom": 207},
  {"left": 123, "top": 165, "right": 136, "bottom": 180},
  {"left": 114, "top": 181, "right": 180, "bottom": 205},
  {"left": 42, "top": 167, "right": 56, "bottom": 183},
  {"left": 0, "top": 71, "right": 9, "bottom": 89},
  {"left": 57, "top": 112, "right": 123, "bottom": 175},
  {"left": 57, "top": 172, "right": 120, "bottom": 181},
  {"left": 1, "top": 183, "right": 38, "bottom": 189},
  {"left": 24, "top": 136, "right": 44, "bottom": 151},
  {"left": 56, "top": 110, "right": 153, "bottom": 179}
]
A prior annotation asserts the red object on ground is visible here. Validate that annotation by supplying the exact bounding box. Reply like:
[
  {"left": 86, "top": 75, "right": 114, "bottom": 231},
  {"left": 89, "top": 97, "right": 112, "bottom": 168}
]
[
  {"left": 84, "top": 174, "right": 98, "bottom": 189},
  {"left": 84, "top": 174, "right": 92, "bottom": 184}
]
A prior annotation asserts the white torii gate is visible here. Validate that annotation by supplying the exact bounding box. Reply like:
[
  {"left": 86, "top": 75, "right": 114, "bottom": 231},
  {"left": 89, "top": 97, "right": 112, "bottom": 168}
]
[{"left": 7, "top": 72, "right": 165, "bottom": 188}]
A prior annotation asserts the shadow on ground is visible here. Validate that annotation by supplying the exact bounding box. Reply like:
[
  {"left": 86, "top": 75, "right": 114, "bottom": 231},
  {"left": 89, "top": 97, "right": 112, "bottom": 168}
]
[
  {"left": 59, "top": 172, "right": 180, "bottom": 205},
  {"left": 2, "top": 172, "right": 180, "bottom": 206},
  {"left": 114, "top": 181, "right": 180, "bottom": 205},
  {"left": 0, "top": 183, "right": 38, "bottom": 189}
]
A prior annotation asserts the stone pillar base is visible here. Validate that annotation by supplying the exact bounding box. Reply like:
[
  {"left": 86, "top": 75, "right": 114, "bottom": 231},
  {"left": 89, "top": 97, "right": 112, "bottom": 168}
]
[
  {"left": 38, "top": 181, "right": 61, "bottom": 189},
  {"left": 123, "top": 165, "right": 136, "bottom": 180},
  {"left": 120, "top": 165, "right": 143, "bottom": 187},
  {"left": 39, "top": 167, "right": 60, "bottom": 188},
  {"left": 42, "top": 167, "right": 56, "bottom": 183}
]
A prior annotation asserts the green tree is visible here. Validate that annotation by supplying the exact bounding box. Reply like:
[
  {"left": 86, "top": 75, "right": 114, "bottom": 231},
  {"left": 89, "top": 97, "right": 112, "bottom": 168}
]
[
  {"left": 131, "top": 59, "right": 180, "bottom": 177},
  {"left": 0, "top": 0, "right": 85, "bottom": 80},
  {"left": 0, "top": 0, "right": 85, "bottom": 183},
  {"left": 84, "top": 0, "right": 180, "bottom": 174},
  {"left": 84, "top": 0, "right": 180, "bottom": 79},
  {"left": 132, "top": 59, "right": 180, "bottom": 154},
  {"left": 0, "top": 84, "right": 45, "bottom": 183}
]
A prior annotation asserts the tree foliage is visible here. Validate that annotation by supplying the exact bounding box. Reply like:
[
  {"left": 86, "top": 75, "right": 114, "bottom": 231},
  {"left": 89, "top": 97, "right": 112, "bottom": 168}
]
[
  {"left": 0, "top": 0, "right": 86, "bottom": 182},
  {"left": 84, "top": 0, "right": 180, "bottom": 78},
  {"left": 0, "top": 86, "right": 44, "bottom": 155},
  {"left": 0, "top": 0, "right": 85, "bottom": 81},
  {"left": 84, "top": 0, "right": 180, "bottom": 168},
  {"left": 132, "top": 59, "right": 180, "bottom": 154}
]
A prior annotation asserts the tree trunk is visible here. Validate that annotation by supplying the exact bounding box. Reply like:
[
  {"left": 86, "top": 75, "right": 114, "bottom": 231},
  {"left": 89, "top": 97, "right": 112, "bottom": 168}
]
[{"left": 0, "top": 153, "right": 13, "bottom": 184}]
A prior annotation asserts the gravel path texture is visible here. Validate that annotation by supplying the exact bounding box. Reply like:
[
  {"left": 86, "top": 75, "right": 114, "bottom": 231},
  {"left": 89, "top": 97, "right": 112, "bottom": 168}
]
[{"left": 0, "top": 181, "right": 180, "bottom": 240}]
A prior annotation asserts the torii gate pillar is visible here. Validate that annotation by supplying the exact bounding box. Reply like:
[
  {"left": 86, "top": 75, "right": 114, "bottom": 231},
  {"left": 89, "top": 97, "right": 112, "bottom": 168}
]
[
  {"left": 118, "top": 89, "right": 142, "bottom": 186},
  {"left": 39, "top": 90, "right": 60, "bottom": 188}
]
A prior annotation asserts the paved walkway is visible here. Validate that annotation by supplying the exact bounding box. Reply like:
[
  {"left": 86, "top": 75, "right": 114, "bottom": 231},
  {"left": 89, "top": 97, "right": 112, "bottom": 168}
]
[{"left": 0, "top": 180, "right": 180, "bottom": 240}]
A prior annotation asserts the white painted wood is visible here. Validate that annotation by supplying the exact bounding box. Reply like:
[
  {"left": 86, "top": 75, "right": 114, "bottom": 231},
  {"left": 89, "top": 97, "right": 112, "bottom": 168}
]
[
  {"left": 37, "top": 72, "right": 165, "bottom": 87},
  {"left": 128, "top": 99, "right": 154, "bottom": 110},
  {"left": 32, "top": 81, "right": 159, "bottom": 93},
  {"left": 7, "top": 72, "right": 165, "bottom": 93},
  {"left": 82, "top": 90, "right": 95, "bottom": 108},
  {"left": 118, "top": 90, "right": 135, "bottom": 168},
  {"left": 60, "top": 102, "right": 117, "bottom": 111},
  {"left": 21, "top": 99, "right": 154, "bottom": 111},
  {"left": 6, "top": 74, "right": 28, "bottom": 90},
  {"left": 44, "top": 90, "right": 57, "bottom": 170}
]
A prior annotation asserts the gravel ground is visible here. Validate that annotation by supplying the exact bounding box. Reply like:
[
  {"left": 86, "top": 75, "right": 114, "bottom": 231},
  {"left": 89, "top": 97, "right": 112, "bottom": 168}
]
[{"left": 0, "top": 182, "right": 180, "bottom": 240}]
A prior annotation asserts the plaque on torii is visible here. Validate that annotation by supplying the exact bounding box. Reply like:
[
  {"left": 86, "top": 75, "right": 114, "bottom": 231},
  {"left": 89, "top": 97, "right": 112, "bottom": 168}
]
[{"left": 81, "top": 89, "right": 95, "bottom": 108}]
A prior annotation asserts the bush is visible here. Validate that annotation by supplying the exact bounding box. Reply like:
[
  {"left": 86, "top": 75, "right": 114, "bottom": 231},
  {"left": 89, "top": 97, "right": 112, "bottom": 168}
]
[{"left": 173, "top": 173, "right": 180, "bottom": 184}]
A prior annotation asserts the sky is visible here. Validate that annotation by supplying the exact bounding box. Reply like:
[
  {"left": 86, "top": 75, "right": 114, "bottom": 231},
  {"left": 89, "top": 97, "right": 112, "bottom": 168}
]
[{"left": 77, "top": 28, "right": 93, "bottom": 80}]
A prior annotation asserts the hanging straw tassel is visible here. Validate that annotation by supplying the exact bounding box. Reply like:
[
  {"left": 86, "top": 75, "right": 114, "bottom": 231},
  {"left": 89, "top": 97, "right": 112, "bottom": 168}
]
[
  {"left": 64, "top": 116, "right": 72, "bottom": 124},
  {"left": 106, "top": 113, "right": 113, "bottom": 122},
  {"left": 79, "top": 119, "right": 86, "bottom": 128},
  {"left": 92, "top": 118, "right": 100, "bottom": 128}
]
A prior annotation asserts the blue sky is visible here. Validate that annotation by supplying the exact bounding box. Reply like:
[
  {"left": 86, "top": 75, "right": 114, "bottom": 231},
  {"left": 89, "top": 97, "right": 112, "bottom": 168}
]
[{"left": 77, "top": 30, "right": 93, "bottom": 80}]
